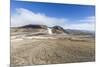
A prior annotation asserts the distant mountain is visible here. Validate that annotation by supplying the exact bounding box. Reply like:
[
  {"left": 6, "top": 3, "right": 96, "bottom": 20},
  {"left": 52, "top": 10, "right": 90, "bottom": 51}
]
[
  {"left": 65, "top": 29, "right": 95, "bottom": 35},
  {"left": 11, "top": 24, "right": 95, "bottom": 36},
  {"left": 20, "top": 24, "right": 47, "bottom": 29},
  {"left": 11, "top": 24, "right": 47, "bottom": 33}
]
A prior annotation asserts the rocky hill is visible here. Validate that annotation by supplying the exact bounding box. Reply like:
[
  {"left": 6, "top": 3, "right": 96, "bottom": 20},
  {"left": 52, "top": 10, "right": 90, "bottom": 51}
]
[
  {"left": 52, "top": 26, "right": 66, "bottom": 34},
  {"left": 20, "top": 24, "right": 47, "bottom": 29},
  {"left": 11, "top": 24, "right": 94, "bottom": 36}
]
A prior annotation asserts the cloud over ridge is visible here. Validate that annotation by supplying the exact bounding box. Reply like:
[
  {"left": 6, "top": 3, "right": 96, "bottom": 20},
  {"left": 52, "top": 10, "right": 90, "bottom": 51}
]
[{"left": 11, "top": 8, "right": 95, "bottom": 31}]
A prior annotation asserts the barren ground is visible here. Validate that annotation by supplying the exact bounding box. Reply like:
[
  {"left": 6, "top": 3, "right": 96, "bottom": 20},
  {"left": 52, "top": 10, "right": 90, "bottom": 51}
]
[{"left": 11, "top": 32, "right": 95, "bottom": 66}]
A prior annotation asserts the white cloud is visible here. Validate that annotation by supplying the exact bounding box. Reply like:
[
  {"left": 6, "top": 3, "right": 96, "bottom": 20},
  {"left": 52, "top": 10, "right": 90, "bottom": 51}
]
[
  {"left": 65, "top": 23, "right": 95, "bottom": 31},
  {"left": 64, "top": 16, "right": 95, "bottom": 31},
  {"left": 11, "top": 8, "right": 68, "bottom": 27},
  {"left": 11, "top": 8, "right": 95, "bottom": 31}
]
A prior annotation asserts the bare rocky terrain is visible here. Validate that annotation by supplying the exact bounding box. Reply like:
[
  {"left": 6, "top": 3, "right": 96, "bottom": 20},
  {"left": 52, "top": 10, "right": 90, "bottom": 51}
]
[{"left": 10, "top": 25, "right": 95, "bottom": 66}]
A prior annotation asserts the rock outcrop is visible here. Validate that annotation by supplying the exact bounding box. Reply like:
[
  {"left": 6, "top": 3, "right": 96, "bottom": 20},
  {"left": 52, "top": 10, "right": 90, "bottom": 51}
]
[{"left": 52, "top": 26, "right": 66, "bottom": 34}]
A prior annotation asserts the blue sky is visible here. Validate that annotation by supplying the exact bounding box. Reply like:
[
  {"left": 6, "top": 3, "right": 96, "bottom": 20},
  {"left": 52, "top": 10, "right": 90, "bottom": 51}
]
[{"left": 11, "top": 0, "right": 95, "bottom": 31}]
